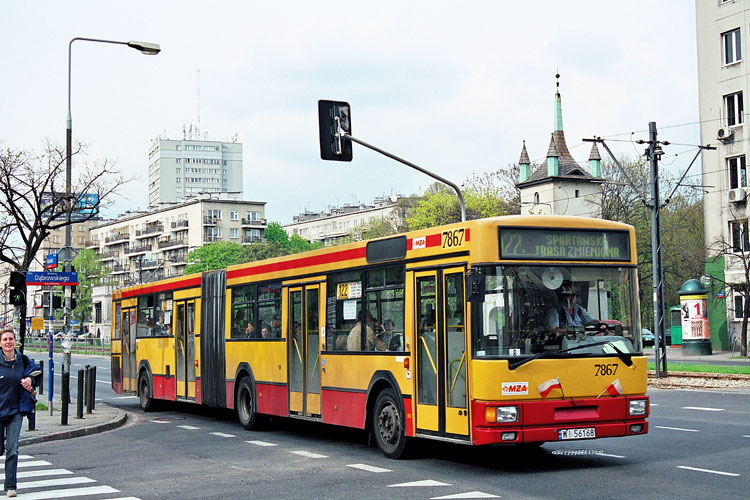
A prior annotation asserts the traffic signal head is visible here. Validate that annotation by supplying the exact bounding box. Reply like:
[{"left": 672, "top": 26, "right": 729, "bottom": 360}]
[
  {"left": 52, "top": 295, "right": 62, "bottom": 309},
  {"left": 318, "top": 100, "right": 353, "bottom": 162},
  {"left": 8, "top": 271, "right": 26, "bottom": 307}
]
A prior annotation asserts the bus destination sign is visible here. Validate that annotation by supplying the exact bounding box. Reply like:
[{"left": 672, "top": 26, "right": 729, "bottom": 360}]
[{"left": 498, "top": 227, "right": 630, "bottom": 262}]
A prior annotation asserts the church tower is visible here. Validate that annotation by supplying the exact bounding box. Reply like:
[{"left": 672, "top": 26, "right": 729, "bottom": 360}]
[{"left": 516, "top": 75, "right": 603, "bottom": 217}]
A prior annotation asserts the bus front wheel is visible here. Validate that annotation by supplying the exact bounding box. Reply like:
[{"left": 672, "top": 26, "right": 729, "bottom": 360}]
[
  {"left": 372, "top": 388, "right": 407, "bottom": 459},
  {"left": 139, "top": 374, "right": 154, "bottom": 412},
  {"left": 236, "top": 377, "right": 261, "bottom": 430}
]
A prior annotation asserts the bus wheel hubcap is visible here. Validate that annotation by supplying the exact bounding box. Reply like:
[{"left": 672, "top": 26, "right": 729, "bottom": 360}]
[{"left": 378, "top": 403, "right": 399, "bottom": 444}]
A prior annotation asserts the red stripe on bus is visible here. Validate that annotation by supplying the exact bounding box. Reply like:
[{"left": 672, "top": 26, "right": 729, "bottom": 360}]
[
  {"left": 321, "top": 389, "right": 367, "bottom": 428},
  {"left": 228, "top": 247, "right": 367, "bottom": 279},
  {"left": 120, "top": 276, "right": 202, "bottom": 298}
]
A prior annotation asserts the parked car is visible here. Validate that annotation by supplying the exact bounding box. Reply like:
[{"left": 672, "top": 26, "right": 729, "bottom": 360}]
[{"left": 641, "top": 328, "right": 655, "bottom": 346}]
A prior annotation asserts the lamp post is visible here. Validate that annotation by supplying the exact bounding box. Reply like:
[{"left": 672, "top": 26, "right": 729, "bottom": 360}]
[{"left": 64, "top": 37, "right": 160, "bottom": 335}]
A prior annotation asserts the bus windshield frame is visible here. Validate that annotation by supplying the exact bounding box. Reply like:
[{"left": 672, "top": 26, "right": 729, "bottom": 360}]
[{"left": 472, "top": 264, "right": 642, "bottom": 359}]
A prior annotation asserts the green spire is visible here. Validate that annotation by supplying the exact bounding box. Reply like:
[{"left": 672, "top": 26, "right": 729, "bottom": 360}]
[{"left": 554, "top": 73, "right": 563, "bottom": 132}]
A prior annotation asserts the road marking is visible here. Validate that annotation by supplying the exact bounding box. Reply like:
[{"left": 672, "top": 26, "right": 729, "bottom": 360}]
[
  {"left": 682, "top": 406, "right": 724, "bottom": 412},
  {"left": 114, "top": 396, "right": 138, "bottom": 399},
  {"left": 431, "top": 492, "right": 500, "bottom": 499},
  {"left": 347, "top": 463, "right": 392, "bottom": 473},
  {"left": 19, "top": 476, "right": 96, "bottom": 489},
  {"left": 743, "top": 435, "right": 750, "bottom": 438},
  {"left": 0, "top": 460, "right": 53, "bottom": 469},
  {"left": 290, "top": 450, "right": 328, "bottom": 459},
  {"left": 178, "top": 425, "right": 200, "bottom": 430},
  {"left": 14, "top": 485, "right": 120, "bottom": 499},
  {"left": 389, "top": 480, "right": 451, "bottom": 487},
  {"left": 210, "top": 432, "right": 236, "bottom": 438},
  {"left": 650, "top": 403, "right": 659, "bottom": 406},
  {"left": 677, "top": 466, "right": 740, "bottom": 477},
  {"left": 654, "top": 425, "right": 699, "bottom": 433},
  {"left": 595, "top": 452, "right": 625, "bottom": 458},
  {"left": 152, "top": 420, "right": 171, "bottom": 424},
  {"left": 246, "top": 440, "right": 278, "bottom": 447},
  {"left": 17, "top": 469, "right": 73, "bottom": 479}
]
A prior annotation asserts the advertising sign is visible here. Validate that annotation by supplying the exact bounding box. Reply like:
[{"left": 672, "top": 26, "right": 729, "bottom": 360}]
[{"left": 680, "top": 297, "right": 709, "bottom": 341}]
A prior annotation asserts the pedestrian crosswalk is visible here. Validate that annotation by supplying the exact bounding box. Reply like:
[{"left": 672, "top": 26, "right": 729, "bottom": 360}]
[{"left": 0, "top": 455, "right": 137, "bottom": 499}]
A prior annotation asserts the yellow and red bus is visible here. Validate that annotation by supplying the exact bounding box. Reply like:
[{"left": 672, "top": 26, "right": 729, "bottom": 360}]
[{"left": 111, "top": 215, "right": 649, "bottom": 458}]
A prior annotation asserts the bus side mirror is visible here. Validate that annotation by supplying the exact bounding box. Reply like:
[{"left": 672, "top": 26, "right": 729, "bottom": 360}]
[{"left": 466, "top": 272, "right": 486, "bottom": 303}]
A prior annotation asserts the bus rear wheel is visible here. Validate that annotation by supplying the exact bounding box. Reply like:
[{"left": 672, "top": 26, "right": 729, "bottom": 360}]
[
  {"left": 372, "top": 388, "right": 407, "bottom": 459},
  {"left": 236, "top": 377, "right": 261, "bottom": 430},
  {"left": 139, "top": 374, "right": 154, "bottom": 412}
]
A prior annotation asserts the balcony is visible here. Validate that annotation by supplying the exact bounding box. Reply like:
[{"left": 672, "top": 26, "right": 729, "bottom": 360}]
[
  {"left": 104, "top": 233, "right": 130, "bottom": 245},
  {"left": 203, "top": 216, "right": 219, "bottom": 226},
  {"left": 125, "top": 243, "right": 152, "bottom": 255},
  {"left": 139, "top": 259, "right": 163, "bottom": 270},
  {"left": 171, "top": 220, "right": 189, "bottom": 230},
  {"left": 100, "top": 250, "right": 119, "bottom": 261},
  {"left": 158, "top": 238, "right": 187, "bottom": 249},
  {"left": 110, "top": 263, "right": 127, "bottom": 274},
  {"left": 203, "top": 235, "right": 221, "bottom": 243},
  {"left": 242, "top": 236, "right": 263, "bottom": 244},
  {"left": 241, "top": 217, "right": 266, "bottom": 227}
]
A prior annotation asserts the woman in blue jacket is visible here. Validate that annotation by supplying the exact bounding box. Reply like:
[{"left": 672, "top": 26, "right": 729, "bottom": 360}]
[{"left": 0, "top": 328, "right": 41, "bottom": 498}]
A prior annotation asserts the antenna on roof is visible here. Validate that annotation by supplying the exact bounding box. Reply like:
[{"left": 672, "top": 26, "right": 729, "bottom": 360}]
[{"left": 197, "top": 68, "right": 201, "bottom": 139}]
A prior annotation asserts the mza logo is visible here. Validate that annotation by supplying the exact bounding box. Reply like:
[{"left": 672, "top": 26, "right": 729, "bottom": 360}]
[
  {"left": 502, "top": 382, "right": 529, "bottom": 395},
  {"left": 412, "top": 236, "right": 426, "bottom": 249}
]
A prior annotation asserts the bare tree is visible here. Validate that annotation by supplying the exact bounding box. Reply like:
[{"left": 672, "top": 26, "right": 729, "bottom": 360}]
[
  {"left": 708, "top": 206, "right": 750, "bottom": 357},
  {"left": 0, "top": 142, "right": 127, "bottom": 271}
]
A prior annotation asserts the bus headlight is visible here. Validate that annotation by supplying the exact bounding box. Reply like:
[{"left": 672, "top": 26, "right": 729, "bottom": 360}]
[
  {"left": 486, "top": 406, "right": 519, "bottom": 423},
  {"left": 629, "top": 399, "right": 647, "bottom": 416}
]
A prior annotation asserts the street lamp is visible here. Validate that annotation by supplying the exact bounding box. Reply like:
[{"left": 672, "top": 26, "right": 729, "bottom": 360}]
[{"left": 64, "top": 36, "right": 161, "bottom": 330}]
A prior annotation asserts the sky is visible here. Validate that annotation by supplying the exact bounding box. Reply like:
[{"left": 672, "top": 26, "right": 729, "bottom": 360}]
[{"left": 0, "top": 1, "right": 701, "bottom": 225}]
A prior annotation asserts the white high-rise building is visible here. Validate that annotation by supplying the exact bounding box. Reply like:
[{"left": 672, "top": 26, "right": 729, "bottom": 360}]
[
  {"left": 147, "top": 134, "right": 243, "bottom": 208},
  {"left": 696, "top": 0, "right": 748, "bottom": 351}
]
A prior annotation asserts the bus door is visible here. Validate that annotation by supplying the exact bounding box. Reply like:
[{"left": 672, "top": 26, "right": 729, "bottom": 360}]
[
  {"left": 174, "top": 300, "right": 197, "bottom": 399},
  {"left": 288, "top": 285, "right": 321, "bottom": 417},
  {"left": 121, "top": 308, "right": 137, "bottom": 392},
  {"left": 414, "top": 268, "right": 469, "bottom": 438}
]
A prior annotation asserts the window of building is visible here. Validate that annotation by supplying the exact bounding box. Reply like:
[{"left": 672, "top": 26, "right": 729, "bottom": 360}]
[
  {"left": 229, "top": 228, "right": 238, "bottom": 239},
  {"left": 725, "top": 91, "right": 744, "bottom": 127},
  {"left": 723, "top": 28, "right": 742, "bottom": 65},
  {"left": 728, "top": 156, "right": 747, "bottom": 189},
  {"left": 207, "top": 209, "right": 222, "bottom": 220},
  {"left": 735, "top": 294, "right": 744, "bottom": 319},
  {"left": 730, "top": 219, "right": 750, "bottom": 252}
]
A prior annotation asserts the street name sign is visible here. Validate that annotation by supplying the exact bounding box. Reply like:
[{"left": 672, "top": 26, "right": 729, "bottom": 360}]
[{"left": 25, "top": 271, "right": 78, "bottom": 286}]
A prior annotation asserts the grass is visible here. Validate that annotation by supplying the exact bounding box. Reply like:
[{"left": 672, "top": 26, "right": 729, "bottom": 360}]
[{"left": 647, "top": 361, "right": 750, "bottom": 375}]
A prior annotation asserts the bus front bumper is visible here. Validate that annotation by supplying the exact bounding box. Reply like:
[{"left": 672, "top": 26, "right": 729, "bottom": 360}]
[{"left": 471, "top": 396, "right": 649, "bottom": 446}]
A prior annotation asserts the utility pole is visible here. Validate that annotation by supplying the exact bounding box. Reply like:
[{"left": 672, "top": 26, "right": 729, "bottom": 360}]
[{"left": 645, "top": 122, "right": 668, "bottom": 377}]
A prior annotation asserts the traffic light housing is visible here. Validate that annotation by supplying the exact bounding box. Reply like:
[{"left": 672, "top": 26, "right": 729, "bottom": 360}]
[
  {"left": 318, "top": 100, "right": 352, "bottom": 161},
  {"left": 8, "top": 271, "right": 26, "bottom": 307},
  {"left": 52, "top": 295, "right": 62, "bottom": 309}
]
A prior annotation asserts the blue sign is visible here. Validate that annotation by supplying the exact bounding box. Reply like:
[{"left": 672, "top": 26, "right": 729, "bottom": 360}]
[
  {"left": 25, "top": 271, "right": 78, "bottom": 286},
  {"left": 70, "top": 320, "right": 80, "bottom": 326},
  {"left": 45, "top": 253, "right": 58, "bottom": 269}
]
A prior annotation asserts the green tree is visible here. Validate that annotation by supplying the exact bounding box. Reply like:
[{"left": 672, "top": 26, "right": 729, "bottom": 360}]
[
  {"left": 184, "top": 241, "right": 246, "bottom": 274},
  {"left": 71, "top": 248, "right": 109, "bottom": 328},
  {"left": 241, "top": 240, "right": 289, "bottom": 262},
  {"left": 264, "top": 222, "right": 290, "bottom": 246},
  {"left": 405, "top": 166, "right": 520, "bottom": 231}
]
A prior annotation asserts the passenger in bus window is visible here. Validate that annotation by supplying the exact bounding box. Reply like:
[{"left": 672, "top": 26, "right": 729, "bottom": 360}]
[
  {"left": 271, "top": 315, "right": 281, "bottom": 337},
  {"left": 244, "top": 323, "right": 255, "bottom": 338},
  {"left": 260, "top": 326, "right": 270, "bottom": 338},
  {"left": 347, "top": 311, "right": 376, "bottom": 351},
  {"left": 545, "top": 282, "right": 607, "bottom": 336}
]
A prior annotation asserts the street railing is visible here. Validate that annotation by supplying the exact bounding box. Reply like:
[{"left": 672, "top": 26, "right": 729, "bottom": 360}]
[{"left": 22, "top": 336, "right": 111, "bottom": 356}]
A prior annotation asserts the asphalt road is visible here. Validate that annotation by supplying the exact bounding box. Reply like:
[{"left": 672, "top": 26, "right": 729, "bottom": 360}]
[{"left": 16, "top": 366, "right": 750, "bottom": 500}]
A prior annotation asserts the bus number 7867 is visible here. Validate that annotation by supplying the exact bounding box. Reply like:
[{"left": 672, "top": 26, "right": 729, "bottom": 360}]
[{"left": 442, "top": 229, "right": 465, "bottom": 248}]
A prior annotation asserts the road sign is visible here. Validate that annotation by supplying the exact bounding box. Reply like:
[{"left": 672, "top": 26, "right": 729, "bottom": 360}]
[
  {"left": 25, "top": 271, "right": 78, "bottom": 286},
  {"left": 45, "top": 253, "right": 58, "bottom": 269},
  {"left": 31, "top": 318, "right": 45, "bottom": 330}
]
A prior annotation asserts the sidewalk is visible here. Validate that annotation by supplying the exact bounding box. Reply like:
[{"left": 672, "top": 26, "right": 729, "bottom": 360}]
[
  {"left": 646, "top": 345, "right": 750, "bottom": 366},
  {"left": 19, "top": 395, "right": 128, "bottom": 446}
]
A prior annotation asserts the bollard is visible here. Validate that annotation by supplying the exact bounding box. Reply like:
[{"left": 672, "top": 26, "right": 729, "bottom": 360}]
[
  {"left": 77, "top": 369, "right": 84, "bottom": 419},
  {"left": 91, "top": 366, "right": 97, "bottom": 411},
  {"left": 85, "top": 366, "right": 93, "bottom": 414},
  {"left": 83, "top": 365, "right": 90, "bottom": 407},
  {"left": 38, "top": 360, "right": 44, "bottom": 396},
  {"left": 61, "top": 370, "right": 69, "bottom": 425},
  {"left": 27, "top": 410, "right": 35, "bottom": 431}
]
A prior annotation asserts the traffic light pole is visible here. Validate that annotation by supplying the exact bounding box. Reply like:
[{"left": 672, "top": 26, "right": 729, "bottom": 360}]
[{"left": 47, "top": 290, "right": 54, "bottom": 416}]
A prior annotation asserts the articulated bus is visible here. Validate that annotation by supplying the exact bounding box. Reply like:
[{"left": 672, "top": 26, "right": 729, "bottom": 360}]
[{"left": 111, "top": 215, "right": 649, "bottom": 458}]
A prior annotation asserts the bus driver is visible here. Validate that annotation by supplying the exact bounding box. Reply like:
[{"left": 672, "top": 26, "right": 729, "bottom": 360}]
[{"left": 545, "top": 281, "right": 607, "bottom": 336}]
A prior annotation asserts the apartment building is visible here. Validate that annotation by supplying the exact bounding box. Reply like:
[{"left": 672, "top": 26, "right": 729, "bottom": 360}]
[
  {"left": 147, "top": 133, "right": 243, "bottom": 208},
  {"left": 696, "top": 0, "right": 746, "bottom": 350}
]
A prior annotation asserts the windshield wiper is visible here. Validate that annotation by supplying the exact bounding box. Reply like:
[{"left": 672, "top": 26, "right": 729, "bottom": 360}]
[{"left": 508, "top": 341, "right": 633, "bottom": 370}]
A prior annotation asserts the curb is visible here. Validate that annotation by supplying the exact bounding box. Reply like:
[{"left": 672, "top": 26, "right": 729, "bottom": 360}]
[{"left": 20, "top": 412, "right": 128, "bottom": 447}]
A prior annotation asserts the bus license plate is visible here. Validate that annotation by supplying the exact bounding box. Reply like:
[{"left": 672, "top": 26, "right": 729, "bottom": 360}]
[{"left": 558, "top": 427, "right": 596, "bottom": 440}]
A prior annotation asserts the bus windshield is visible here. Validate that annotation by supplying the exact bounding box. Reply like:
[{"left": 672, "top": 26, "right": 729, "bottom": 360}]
[{"left": 473, "top": 265, "right": 641, "bottom": 358}]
